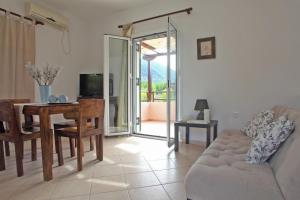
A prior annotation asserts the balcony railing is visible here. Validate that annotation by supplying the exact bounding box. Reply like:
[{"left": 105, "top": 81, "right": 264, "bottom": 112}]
[{"left": 141, "top": 91, "right": 176, "bottom": 102}]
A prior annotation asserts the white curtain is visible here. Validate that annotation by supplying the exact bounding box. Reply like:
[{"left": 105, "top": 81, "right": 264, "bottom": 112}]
[{"left": 0, "top": 13, "right": 36, "bottom": 100}]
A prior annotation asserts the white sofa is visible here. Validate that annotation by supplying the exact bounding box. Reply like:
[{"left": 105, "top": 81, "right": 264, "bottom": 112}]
[{"left": 184, "top": 106, "right": 300, "bottom": 200}]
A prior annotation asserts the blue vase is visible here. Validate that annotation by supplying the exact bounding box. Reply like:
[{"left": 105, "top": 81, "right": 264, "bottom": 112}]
[{"left": 39, "top": 85, "right": 51, "bottom": 103}]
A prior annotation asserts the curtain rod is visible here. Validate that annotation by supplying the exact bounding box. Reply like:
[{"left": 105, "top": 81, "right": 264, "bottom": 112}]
[
  {"left": 118, "top": 7, "right": 192, "bottom": 28},
  {"left": 0, "top": 7, "right": 44, "bottom": 25}
]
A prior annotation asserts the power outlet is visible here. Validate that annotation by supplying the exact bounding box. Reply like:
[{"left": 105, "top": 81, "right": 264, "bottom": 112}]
[{"left": 233, "top": 112, "right": 239, "bottom": 119}]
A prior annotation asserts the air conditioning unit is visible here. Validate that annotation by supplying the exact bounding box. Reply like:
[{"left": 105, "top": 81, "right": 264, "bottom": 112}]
[{"left": 26, "top": 3, "right": 68, "bottom": 30}]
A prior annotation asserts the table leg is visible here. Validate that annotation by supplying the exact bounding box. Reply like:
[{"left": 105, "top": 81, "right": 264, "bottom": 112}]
[
  {"left": 175, "top": 125, "right": 179, "bottom": 152},
  {"left": 206, "top": 126, "right": 211, "bottom": 148},
  {"left": 186, "top": 126, "right": 190, "bottom": 144},
  {"left": 213, "top": 124, "right": 218, "bottom": 140},
  {"left": 39, "top": 108, "right": 53, "bottom": 181}
]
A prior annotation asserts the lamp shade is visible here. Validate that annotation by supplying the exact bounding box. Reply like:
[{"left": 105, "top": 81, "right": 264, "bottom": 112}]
[{"left": 194, "top": 99, "right": 209, "bottom": 110}]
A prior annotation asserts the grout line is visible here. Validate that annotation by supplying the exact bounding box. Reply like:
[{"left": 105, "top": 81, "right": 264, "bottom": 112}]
[
  {"left": 88, "top": 171, "right": 93, "bottom": 200},
  {"left": 126, "top": 189, "right": 133, "bottom": 200}
]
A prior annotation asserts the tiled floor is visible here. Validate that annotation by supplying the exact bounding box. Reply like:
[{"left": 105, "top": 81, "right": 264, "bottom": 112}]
[
  {"left": 0, "top": 136, "right": 205, "bottom": 200},
  {"left": 139, "top": 121, "right": 175, "bottom": 138}
]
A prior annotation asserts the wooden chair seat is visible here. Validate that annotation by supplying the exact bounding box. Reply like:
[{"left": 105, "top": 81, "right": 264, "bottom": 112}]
[
  {"left": 55, "top": 122, "right": 93, "bottom": 129},
  {"left": 54, "top": 120, "right": 76, "bottom": 127},
  {"left": 56, "top": 126, "right": 92, "bottom": 135},
  {"left": 56, "top": 124, "right": 93, "bottom": 132}
]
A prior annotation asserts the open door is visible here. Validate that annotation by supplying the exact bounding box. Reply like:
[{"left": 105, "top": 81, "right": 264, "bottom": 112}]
[
  {"left": 133, "top": 41, "right": 142, "bottom": 133},
  {"left": 167, "top": 17, "right": 178, "bottom": 147},
  {"left": 104, "top": 35, "right": 131, "bottom": 136}
]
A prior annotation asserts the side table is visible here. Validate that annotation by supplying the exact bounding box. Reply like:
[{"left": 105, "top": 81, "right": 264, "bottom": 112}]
[{"left": 174, "top": 120, "right": 218, "bottom": 152}]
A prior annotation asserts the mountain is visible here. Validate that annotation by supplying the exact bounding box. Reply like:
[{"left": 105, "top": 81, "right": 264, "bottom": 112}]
[{"left": 140, "top": 58, "right": 176, "bottom": 83}]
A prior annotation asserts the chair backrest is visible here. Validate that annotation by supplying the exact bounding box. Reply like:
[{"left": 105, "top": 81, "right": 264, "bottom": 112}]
[
  {"left": 77, "top": 99, "right": 105, "bottom": 131},
  {"left": 79, "top": 99, "right": 105, "bottom": 119},
  {"left": 0, "top": 99, "right": 33, "bottom": 127},
  {"left": 0, "top": 101, "right": 20, "bottom": 136}
]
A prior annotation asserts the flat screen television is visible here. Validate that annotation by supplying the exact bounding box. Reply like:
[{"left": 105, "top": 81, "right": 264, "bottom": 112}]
[
  {"left": 79, "top": 73, "right": 113, "bottom": 97},
  {"left": 80, "top": 74, "right": 103, "bottom": 97}
]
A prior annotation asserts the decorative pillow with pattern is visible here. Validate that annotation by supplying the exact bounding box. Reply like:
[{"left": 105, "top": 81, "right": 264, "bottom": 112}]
[
  {"left": 241, "top": 110, "right": 274, "bottom": 138},
  {"left": 245, "top": 115, "right": 295, "bottom": 164}
]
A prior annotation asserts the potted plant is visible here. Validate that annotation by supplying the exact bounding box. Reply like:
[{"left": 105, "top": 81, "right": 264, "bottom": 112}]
[{"left": 26, "top": 63, "right": 61, "bottom": 103}]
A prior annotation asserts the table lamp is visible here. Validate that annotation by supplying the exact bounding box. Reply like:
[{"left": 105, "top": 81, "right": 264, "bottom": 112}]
[{"left": 194, "top": 99, "right": 209, "bottom": 120}]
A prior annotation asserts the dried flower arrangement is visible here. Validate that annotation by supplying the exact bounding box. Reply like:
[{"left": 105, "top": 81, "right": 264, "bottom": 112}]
[{"left": 26, "top": 63, "right": 61, "bottom": 86}]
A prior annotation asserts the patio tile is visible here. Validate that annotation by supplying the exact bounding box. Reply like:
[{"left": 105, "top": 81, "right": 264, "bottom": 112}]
[
  {"left": 125, "top": 171, "right": 160, "bottom": 188},
  {"left": 90, "top": 190, "right": 130, "bottom": 200},
  {"left": 163, "top": 182, "right": 187, "bottom": 200},
  {"left": 90, "top": 175, "right": 128, "bottom": 194},
  {"left": 51, "top": 179, "right": 91, "bottom": 199}
]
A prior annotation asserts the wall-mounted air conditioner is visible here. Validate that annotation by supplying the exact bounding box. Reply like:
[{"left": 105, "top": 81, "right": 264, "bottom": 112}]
[{"left": 26, "top": 3, "right": 68, "bottom": 30}]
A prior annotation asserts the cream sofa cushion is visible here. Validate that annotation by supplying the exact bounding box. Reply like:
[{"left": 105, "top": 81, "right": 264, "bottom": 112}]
[
  {"left": 185, "top": 129, "right": 284, "bottom": 200},
  {"left": 269, "top": 106, "right": 300, "bottom": 200}
]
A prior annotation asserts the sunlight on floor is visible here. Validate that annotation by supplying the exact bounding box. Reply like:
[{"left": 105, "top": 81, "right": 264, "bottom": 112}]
[
  {"left": 115, "top": 143, "right": 141, "bottom": 154},
  {"left": 0, "top": 136, "right": 205, "bottom": 200},
  {"left": 87, "top": 178, "right": 129, "bottom": 188}
]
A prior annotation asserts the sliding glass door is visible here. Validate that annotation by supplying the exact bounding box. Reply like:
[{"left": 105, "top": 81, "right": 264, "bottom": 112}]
[{"left": 104, "top": 35, "right": 131, "bottom": 136}]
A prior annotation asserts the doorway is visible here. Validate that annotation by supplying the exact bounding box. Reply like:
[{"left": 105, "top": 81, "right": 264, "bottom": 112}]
[
  {"left": 104, "top": 18, "right": 178, "bottom": 147},
  {"left": 132, "top": 19, "right": 177, "bottom": 145}
]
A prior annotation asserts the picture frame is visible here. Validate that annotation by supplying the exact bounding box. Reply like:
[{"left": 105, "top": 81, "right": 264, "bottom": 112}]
[{"left": 197, "top": 37, "right": 216, "bottom": 60}]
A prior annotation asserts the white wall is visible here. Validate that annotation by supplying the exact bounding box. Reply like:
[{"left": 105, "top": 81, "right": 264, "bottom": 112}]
[
  {"left": 0, "top": 0, "right": 92, "bottom": 101},
  {"left": 89, "top": 0, "right": 300, "bottom": 141}
]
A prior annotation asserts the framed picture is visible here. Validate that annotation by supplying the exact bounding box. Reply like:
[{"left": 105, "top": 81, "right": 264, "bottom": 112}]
[{"left": 197, "top": 37, "right": 216, "bottom": 59}]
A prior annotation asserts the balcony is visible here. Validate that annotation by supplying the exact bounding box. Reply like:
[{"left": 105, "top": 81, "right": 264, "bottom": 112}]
[{"left": 138, "top": 92, "right": 175, "bottom": 137}]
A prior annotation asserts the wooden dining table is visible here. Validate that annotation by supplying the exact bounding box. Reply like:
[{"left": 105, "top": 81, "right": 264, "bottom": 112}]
[{"left": 22, "top": 103, "right": 79, "bottom": 181}]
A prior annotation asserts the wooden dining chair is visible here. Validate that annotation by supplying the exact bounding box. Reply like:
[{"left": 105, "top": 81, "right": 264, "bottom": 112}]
[
  {"left": 54, "top": 99, "right": 104, "bottom": 171},
  {"left": 0, "top": 100, "right": 40, "bottom": 176},
  {"left": 0, "top": 99, "right": 38, "bottom": 157},
  {"left": 54, "top": 111, "right": 95, "bottom": 158}
]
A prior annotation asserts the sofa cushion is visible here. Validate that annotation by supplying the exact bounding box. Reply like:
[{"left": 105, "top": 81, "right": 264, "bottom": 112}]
[
  {"left": 246, "top": 115, "right": 295, "bottom": 164},
  {"left": 241, "top": 110, "right": 274, "bottom": 138},
  {"left": 269, "top": 106, "right": 300, "bottom": 200},
  {"left": 185, "top": 129, "right": 284, "bottom": 200}
]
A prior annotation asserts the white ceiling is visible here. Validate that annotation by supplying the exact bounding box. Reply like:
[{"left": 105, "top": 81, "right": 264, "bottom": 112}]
[{"left": 32, "top": 0, "right": 158, "bottom": 21}]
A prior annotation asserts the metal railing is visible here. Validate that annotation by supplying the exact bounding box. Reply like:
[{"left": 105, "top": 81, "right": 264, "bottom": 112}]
[{"left": 141, "top": 91, "right": 176, "bottom": 102}]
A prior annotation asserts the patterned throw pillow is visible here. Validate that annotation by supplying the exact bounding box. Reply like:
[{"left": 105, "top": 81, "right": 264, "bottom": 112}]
[
  {"left": 241, "top": 110, "right": 274, "bottom": 138},
  {"left": 245, "top": 115, "right": 295, "bottom": 164}
]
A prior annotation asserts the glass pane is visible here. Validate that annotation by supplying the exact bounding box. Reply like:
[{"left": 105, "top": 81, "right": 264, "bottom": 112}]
[
  {"left": 109, "top": 38, "right": 128, "bottom": 133},
  {"left": 169, "top": 23, "right": 177, "bottom": 139}
]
